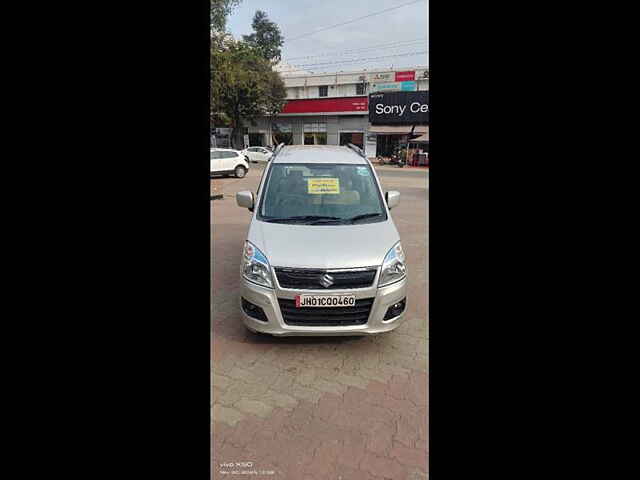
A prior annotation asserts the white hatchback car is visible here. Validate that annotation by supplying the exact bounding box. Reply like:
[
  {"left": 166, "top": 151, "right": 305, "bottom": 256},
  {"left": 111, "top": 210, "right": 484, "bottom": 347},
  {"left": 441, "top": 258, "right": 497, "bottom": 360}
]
[
  {"left": 210, "top": 148, "right": 250, "bottom": 178},
  {"left": 242, "top": 146, "right": 273, "bottom": 163}
]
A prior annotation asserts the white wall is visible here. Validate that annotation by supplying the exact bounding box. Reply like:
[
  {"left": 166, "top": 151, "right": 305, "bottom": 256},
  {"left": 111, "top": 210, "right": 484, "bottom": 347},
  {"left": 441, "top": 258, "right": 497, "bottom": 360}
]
[{"left": 283, "top": 67, "right": 428, "bottom": 99}]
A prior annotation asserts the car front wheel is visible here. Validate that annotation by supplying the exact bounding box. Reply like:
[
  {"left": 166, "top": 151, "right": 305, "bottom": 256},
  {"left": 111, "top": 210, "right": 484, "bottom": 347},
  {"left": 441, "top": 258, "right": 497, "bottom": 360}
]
[{"left": 235, "top": 165, "right": 247, "bottom": 178}]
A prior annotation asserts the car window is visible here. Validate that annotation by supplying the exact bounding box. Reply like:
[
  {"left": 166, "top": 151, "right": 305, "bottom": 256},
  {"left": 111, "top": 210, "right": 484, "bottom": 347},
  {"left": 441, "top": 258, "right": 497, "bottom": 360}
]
[
  {"left": 257, "top": 163, "right": 387, "bottom": 224},
  {"left": 210, "top": 151, "right": 220, "bottom": 159},
  {"left": 222, "top": 151, "right": 236, "bottom": 159}
]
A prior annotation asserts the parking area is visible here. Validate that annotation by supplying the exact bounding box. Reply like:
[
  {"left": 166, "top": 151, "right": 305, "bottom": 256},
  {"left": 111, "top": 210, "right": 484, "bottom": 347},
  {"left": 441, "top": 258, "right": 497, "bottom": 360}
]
[{"left": 211, "top": 163, "right": 429, "bottom": 479}]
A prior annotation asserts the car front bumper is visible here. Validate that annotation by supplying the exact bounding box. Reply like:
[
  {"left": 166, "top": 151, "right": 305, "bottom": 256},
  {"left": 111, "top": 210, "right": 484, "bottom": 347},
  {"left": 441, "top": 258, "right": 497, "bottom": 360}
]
[{"left": 239, "top": 275, "right": 407, "bottom": 336}]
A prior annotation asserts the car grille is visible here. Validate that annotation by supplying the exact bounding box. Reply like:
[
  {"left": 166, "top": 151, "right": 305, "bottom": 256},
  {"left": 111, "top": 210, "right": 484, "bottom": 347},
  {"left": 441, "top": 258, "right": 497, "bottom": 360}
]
[
  {"left": 278, "top": 298, "right": 374, "bottom": 326},
  {"left": 274, "top": 268, "right": 377, "bottom": 290}
]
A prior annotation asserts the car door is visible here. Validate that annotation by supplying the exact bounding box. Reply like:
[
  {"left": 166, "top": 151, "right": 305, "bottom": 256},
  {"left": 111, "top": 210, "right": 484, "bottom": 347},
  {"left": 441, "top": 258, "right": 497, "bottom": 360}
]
[
  {"left": 223, "top": 151, "right": 237, "bottom": 171},
  {"left": 251, "top": 148, "right": 264, "bottom": 162},
  {"left": 246, "top": 147, "right": 259, "bottom": 162},
  {"left": 210, "top": 151, "right": 222, "bottom": 173},
  {"left": 259, "top": 148, "right": 272, "bottom": 162}
]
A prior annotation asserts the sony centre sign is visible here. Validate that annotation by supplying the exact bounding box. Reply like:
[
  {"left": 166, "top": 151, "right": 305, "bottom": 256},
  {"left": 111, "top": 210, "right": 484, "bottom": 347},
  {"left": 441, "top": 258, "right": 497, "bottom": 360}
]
[{"left": 368, "top": 91, "right": 429, "bottom": 125}]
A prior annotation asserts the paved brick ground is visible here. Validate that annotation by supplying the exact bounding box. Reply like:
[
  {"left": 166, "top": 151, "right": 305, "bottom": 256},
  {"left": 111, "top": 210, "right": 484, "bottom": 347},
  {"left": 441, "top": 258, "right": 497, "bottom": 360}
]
[{"left": 212, "top": 165, "right": 428, "bottom": 479}]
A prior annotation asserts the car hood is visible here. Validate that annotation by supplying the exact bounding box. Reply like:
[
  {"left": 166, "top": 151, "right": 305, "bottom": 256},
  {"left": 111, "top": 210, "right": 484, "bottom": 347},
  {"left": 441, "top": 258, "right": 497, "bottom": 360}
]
[{"left": 247, "top": 219, "right": 400, "bottom": 269}]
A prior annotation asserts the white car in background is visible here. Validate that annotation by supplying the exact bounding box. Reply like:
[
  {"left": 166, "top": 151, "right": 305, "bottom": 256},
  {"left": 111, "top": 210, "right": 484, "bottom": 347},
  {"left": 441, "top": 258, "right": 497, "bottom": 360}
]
[
  {"left": 242, "top": 146, "right": 273, "bottom": 163},
  {"left": 210, "top": 148, "right": 250, "bottom": 178}
]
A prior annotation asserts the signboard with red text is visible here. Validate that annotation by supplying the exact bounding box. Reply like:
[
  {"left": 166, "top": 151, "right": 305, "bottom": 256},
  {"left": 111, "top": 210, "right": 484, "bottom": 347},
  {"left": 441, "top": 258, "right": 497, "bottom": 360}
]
[
  {"left": 395, "top": 71, "right": 416, "bottom": 82},
  {"left": 281, "top": 97, "right": 368, "bottom": 114}
]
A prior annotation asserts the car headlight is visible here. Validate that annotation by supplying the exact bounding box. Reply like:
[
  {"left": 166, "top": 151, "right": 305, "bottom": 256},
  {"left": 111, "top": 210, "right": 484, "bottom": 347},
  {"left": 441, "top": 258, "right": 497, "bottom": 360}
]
[
  {"left": 241, "top": 241, "right": 273, "bottom": 288},
  {"left": 378, "top": 242, "right": 407, "bottom": 287}
]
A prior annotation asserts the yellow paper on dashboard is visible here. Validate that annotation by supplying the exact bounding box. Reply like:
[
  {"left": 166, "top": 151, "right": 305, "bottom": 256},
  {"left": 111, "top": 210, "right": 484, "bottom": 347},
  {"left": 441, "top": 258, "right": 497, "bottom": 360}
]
[{"left": 307, "top": 178, "right": 340, "bottom": 194}]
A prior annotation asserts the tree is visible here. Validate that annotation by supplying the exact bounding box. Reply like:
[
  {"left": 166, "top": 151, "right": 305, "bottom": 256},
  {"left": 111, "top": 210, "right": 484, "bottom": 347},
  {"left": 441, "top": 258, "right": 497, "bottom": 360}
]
[
  {"left": 242, "top": 10, "right": 284, "bottom": 63},
  {"left": 263, "top": 70, "right": 287, "bottom": 145},
  {"left": 210, "top": 0, "right": 241, "bottom": 34},
  {"left": 211, "top": 39, "right": 286, "bottom": 148}
]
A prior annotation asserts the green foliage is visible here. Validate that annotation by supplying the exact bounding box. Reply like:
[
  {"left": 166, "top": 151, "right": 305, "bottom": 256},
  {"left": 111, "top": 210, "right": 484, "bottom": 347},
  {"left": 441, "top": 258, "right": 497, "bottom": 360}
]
[
  {"left": 210, "top": 4, "right": 286, "bottom": 147},
  {"left": 210, "top": 0, "right": 241, "bottom": 33},
  {"left": 242, "top": 10, "right": 284, "bottom": 63},
  {"left": 211, "top": 38, "right": 286, "bottom": 148},
  {"left": 263, "top": 69, "right": 287, "bottom": 118}
]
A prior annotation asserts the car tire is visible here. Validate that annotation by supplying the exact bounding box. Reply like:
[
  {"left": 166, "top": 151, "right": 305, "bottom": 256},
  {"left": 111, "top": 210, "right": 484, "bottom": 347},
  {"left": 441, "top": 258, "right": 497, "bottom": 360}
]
[{"left": 235, "top": 165, "right": 247, "bottom": 178}]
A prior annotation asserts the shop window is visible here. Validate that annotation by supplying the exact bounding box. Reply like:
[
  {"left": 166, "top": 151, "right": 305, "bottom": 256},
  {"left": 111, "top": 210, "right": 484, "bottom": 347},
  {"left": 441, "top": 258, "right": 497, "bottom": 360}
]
[
  {"left": 339, "top": 132, "right": 364, "bottom": 148},
  {"left": 303, "top": 123, "right": 327, "bottom": 145},
  {"left": 248, "top": 133, "right": 264, "bottom": 146},
  {"left": 319, "top": 86, "right": 328, "bottom": 97},
  {"left": 273, "top": 132, "right": 293, "bottom": 145},
  {"left": 356, "top": 83, "right": 366, "bottom": 95},
  {"left": 273, "top": 123, "right": 292, "bottom": 133},
  {"left": 304, "top": 122, "right": 327, "bottom": 133}
]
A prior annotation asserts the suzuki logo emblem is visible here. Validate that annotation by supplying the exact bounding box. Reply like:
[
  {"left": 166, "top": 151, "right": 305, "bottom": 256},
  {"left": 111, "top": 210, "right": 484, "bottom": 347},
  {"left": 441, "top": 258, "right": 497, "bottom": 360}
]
[{"left": 319, "top": 274, "right": 334, "bottom": 288}]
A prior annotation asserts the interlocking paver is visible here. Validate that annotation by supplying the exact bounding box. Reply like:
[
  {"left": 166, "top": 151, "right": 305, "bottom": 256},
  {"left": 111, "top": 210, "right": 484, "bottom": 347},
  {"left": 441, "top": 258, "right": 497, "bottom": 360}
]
[
  {"left": 312, "top": 378, "right": 348, "bottom": 396},
  {"left": 212, "top": 165, "right": 428, "bottom": 478},
  {"left": 212, "top": 404, "right": 245, "bottom": 427},
  {"left": 235, "top": 399, "right": 274, "bottom": 418},
  {"left": 360, "top": 452, "right": 408, "bottom": 480},
  {"left": 261, "top": 389, "right": 298, "bottom": 410},
  {"left": 390, "top": 444, "right": 428, "bottom": 471}
]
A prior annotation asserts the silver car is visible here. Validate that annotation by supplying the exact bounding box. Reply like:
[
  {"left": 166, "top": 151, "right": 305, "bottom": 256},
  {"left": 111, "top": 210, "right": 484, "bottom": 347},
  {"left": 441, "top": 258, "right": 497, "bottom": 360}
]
[{"left": 236, "top": 144, "right": 407, "bottom": 336}]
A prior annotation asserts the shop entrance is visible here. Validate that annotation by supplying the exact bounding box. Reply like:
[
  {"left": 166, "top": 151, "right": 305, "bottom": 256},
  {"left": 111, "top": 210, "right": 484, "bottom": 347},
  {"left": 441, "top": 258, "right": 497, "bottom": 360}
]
[
  {"left": 248, "top": 133, "right": 264, "bottom": 146},
  {"left": 339, "top": 132, "right": 364, "bottom": 148},
  {"left": 376, "top": 134, "right": 404, "bottom": 157},
  {"left": 304, "top": 133, "right": 328, "bottom": 145},
  {"left": 273, "top": 132, "right": 293, "bottom": 145},
  {"left": 304, "top": 122, "right": 327, "bottom": 145}
]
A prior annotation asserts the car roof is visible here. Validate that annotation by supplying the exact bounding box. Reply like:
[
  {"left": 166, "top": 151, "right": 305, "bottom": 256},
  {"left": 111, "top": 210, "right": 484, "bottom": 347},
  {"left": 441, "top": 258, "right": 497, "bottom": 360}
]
[{"left": 272, "top": 145, "right": 367, "bottom": 165}]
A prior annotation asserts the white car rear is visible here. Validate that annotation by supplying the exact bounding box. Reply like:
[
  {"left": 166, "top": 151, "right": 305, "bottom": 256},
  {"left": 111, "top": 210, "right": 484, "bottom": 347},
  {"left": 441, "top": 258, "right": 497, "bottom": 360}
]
[
  {"left": 210, "top": 148, "right": 250, "bottom": 178},
  {"left": 242, "top": 146, "right": 273, "bottom": 163}
]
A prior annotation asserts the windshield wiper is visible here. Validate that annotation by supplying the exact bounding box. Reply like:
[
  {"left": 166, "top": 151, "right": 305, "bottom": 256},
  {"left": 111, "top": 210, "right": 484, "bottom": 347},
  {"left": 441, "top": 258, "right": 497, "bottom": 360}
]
[
  {"left": 263, "top": 215, "right": 342, "bottom": 224},
  {"left": 348, "top": 212, "right": 384, "bottom": 223}
]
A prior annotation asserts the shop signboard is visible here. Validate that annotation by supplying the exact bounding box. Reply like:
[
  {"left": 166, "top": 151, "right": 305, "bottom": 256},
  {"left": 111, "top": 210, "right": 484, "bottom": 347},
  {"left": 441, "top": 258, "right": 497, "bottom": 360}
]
[
  {"left": 369, "top": 91, "right": 429, "bottom": 125},
  {"left": 281, "top": 97, "right": 368, "bottom": 114},
  {"left": 395, "top": 71, "right": 415, "bottom": 81},
  {"left": 370, "top": 81, "right": 417, "bottom": 93},
  {"left": 368, "top": 72, "right": 394, "bottom": 82}
]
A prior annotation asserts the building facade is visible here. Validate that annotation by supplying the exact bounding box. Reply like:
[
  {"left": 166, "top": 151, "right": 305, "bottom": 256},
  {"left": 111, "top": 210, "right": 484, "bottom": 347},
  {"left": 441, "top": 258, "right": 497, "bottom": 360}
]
[{"left": 246, "top": 66, "right": 429, "bottom": 158}]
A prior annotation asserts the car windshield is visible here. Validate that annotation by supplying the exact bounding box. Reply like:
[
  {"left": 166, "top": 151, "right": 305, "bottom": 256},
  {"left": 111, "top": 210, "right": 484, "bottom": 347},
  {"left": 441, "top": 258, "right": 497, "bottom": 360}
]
[{"left": 257, "top": 163, "right": 387, "bottom": 225}]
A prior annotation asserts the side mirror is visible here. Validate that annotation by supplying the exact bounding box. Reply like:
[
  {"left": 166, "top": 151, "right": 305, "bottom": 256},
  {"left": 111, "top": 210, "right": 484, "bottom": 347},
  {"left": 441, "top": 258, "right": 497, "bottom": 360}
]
[
  {"left": 385, "top": 191, "right": 400, "bottom": 209},
  {"left": 236, "top": 191, "right": 254, "bottom": 210}
]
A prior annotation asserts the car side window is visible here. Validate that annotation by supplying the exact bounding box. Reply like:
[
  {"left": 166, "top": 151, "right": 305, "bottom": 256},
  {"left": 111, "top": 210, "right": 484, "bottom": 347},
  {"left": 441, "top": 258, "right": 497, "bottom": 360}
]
[{"left": 211, "top": 151, "right": 220, "bottom": 159}]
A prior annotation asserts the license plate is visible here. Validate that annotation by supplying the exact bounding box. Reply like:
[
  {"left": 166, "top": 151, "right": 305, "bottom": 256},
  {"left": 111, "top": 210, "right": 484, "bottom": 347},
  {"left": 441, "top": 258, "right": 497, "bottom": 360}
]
[{"left": 295, "top": 295, "right": 356, "bottom": 308}]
